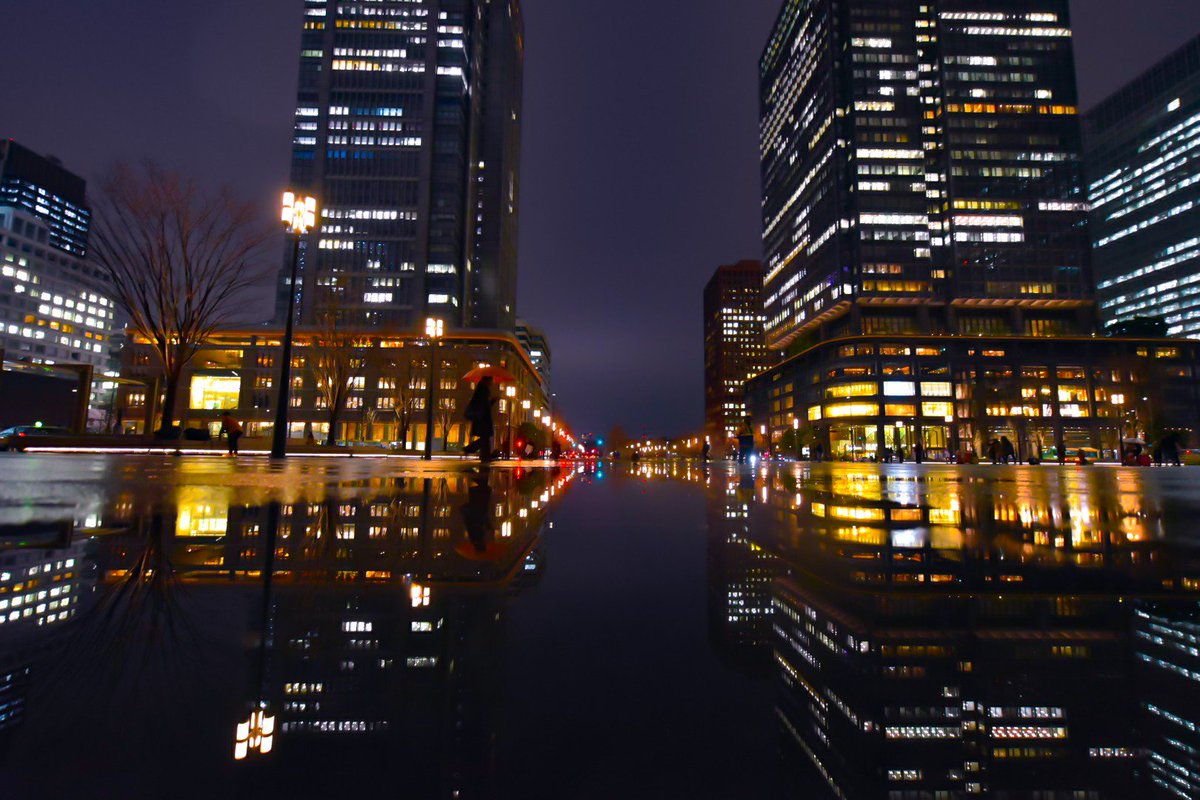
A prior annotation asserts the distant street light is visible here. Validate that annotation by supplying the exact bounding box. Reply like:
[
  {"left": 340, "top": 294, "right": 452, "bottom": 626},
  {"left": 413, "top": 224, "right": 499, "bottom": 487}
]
[
  {"left": 423, "top": 318, "right": 444, "bottom": 461},
  {"left": 271, "top": 192, "right": 318, "bottom": 459}
]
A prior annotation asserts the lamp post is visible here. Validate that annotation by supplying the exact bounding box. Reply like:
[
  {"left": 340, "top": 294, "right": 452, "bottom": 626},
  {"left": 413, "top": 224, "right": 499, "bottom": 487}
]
[
  {"left": 945, "top": 414, "right": 957, "bottom": 462},
  {"left": 505, "top": 385, "right": 516, "bottom": 457},
  {"left": 793, "top": 416, "right": 801, "bottom": 462},
  {"left": 271, "top": 192, "right": 318, "bottom": 459},
  {"left": 422, "top": 317, "right": 443, "bottom": 461}
]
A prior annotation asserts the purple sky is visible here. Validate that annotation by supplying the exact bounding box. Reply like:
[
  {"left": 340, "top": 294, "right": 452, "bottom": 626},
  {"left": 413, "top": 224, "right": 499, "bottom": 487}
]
[{"left": 3, "top": 1, "right": 1199, "bottom": 437}]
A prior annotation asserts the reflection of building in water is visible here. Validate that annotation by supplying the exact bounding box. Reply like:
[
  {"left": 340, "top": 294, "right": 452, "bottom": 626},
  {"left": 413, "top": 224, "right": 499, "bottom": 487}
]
[
  {"left": 0, "top": 537, "right": 91, "bottom": 742},
  {"left": 706, "top": 474, "right": 783, "bottom": 670},
  {"left": 1134, "top": 602, "right": 1200, "bottom": 798},
  {"left": 729, "top": 467, "right": 1200, "bottom": 798},
  {"left": 89, "top": 468, "right": 571, "bottom": 796}
]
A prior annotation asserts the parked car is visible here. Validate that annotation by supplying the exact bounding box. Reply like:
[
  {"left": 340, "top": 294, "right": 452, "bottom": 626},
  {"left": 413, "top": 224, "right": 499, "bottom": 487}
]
[{"left": 0, "top": 425, "right": 72, "bottom": 451}]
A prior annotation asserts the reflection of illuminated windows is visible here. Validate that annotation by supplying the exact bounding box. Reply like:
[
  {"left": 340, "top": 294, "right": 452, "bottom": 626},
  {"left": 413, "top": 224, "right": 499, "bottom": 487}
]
[
  {"left": 189, "top": 375, "right": 241, "bottom": 410},
  {"left": 176, "top": 504, "right": 228, "bottom": 537}
]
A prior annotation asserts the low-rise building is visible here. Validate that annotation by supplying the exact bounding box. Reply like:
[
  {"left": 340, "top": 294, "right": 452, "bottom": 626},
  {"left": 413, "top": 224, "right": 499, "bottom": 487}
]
[
  {"left": 746, "top": 334, "right": 1200, "bottom": 461},
  {"left": 115, "top": 328, "right": 551, "bottom": 452}
]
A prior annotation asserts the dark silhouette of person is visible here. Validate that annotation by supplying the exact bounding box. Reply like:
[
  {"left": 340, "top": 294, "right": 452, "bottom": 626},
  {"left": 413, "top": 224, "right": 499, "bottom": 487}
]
[
  {"left": 220, "top": 411, "right": 242, "bottom": 455},
  {"left": 1001, "top": 436, "right": 1015, "bottom": 464},
  {"left": 463, "top": 377, "right": 497, "bottom": 462}
]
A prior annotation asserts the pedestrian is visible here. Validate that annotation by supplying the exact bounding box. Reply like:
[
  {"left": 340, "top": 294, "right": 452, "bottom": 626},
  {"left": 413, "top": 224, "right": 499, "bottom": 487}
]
[
  {"left": 463, "top": 377, "right": 497, "bottom": 463},
  {"left": 1001, "top": 436, "right": 1015, "bottom": 464},
  {"left": 113, "top": 408, "right": 124, "bottom": 436},
  {"left": 702, "top": 441, "right": 711, "bottom": 462},
  {"left": 988, "top": 439, "right": 1001, "bottom": 464},
  {"left": 914, "top": 443, "right": 924, "bottom": 464},
  {"left": 220, "top": 410, "right": 243, "bottom": 456},
  {"left": 896, "top": 446, "right": 905, "bottom": 464},
  {"left": 814, "top": 443, "right": 824, "bottom": 463}
]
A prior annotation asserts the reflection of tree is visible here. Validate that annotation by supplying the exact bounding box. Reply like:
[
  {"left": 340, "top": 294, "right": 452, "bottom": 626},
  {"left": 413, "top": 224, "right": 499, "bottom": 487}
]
[{"left": 35, "top": 511, "right": 220, "bottom": 749}]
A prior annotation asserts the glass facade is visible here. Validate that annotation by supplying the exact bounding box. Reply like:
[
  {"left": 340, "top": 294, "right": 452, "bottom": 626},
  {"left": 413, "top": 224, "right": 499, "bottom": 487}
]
[
  {"left": 280, "top": 0, "right": 523, "bottom": 332},
  {"left": 760, "top": 0, "right": 1092, "bottom": 352},
  {"left": 1086, "top": 35, "right": 1200, "bottom": 338}
]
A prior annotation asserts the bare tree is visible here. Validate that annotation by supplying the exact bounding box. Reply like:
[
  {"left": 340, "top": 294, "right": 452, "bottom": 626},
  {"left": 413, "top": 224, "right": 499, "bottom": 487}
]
[
  {"left": 390, "top": 361, "right": 417, "bottom": 449},
  {"left": 309, "top": 295, "right": 366, "bottom": 447},
  {"left": 89, "top": 162, "right": 273, "bottom": 435},
  {"left": 363, "top": 405, "right": 379, "bottom": 444}
]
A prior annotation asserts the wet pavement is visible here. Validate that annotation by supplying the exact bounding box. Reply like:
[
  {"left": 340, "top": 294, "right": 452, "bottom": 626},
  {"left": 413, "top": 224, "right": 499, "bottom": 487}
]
[{"left": 1, "top": 454, "right": 1199, "bottom": 798}]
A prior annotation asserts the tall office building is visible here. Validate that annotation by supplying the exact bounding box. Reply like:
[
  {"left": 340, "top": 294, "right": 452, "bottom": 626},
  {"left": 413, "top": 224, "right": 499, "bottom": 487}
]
[
  {"left": 760, "top": 0, "right": 1092, "bottom": 351},
  {"left": 0, "top": 140, "right": 119, "bottom": 368},
  {"left": 703, "top": 261, "right": 768, "bottom": 449},
  {"left": 515, "top": 318, "right": 550, "bottom": 387},
  {"left": 746, "top": 1, "right": 1200, "bottom": 462},
  {"left": 280, "top": 0, "right": 524, "bottom": 332},
  {"left": 1085, "top": 35, "right": 1200, "bottom": 338}
]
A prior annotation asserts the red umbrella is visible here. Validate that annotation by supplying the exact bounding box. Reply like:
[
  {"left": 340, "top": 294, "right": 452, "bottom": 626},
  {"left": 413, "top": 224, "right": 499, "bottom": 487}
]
[{"left": 462, "top": 365, "right": 516, "bottom": 384}]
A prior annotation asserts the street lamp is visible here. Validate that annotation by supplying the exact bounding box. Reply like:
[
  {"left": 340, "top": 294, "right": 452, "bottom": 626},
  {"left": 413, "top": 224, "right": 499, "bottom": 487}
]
[
  {"left": 792, "top": 416, "right": 801, "bottom": 461},
  {"left": 423, "top": 317, "right": 444, "bottom": 461},
  {"left": 271, "top": 192, "right": 318, "bottom": 459},
  {"left": 505, "top": 385, "right": 516, "bottom": 457}
]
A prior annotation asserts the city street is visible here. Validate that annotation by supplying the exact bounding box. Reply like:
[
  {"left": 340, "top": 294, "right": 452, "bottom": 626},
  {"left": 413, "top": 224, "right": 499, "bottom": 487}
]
[{"left": 2, "top": 454, "right": 1199, "bottom": 796}]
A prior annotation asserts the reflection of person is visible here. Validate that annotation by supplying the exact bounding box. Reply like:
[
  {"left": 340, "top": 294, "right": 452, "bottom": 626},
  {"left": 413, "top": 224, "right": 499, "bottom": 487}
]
[
  {"left": 460, "top": 468, "right": 494, "bottom": 552},
  {"left": 463, "top": 377, "right": 497, "bottom": 463},
  {"left": 220, "top": 411, "right": 243, "bottom": 455}
]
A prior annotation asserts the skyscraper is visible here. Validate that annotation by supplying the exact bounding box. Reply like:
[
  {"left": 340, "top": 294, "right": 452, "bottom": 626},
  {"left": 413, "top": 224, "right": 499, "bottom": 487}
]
[
  {"left": 745, "top": 1, "right": 1200, "bottom": 462},
  {"left": 760, "top": 0, "right": 1092, "bottom": 351},
  {"left": 1085, "top": 35, "right": 1200, "bottom": 338},
  {"left": 280, "top": 0, "right": 524, "bottom": 332},
  {"left": 703, "top": 261, "right": 768, "bottom": 450},
  {"left": 0, "top": 140, "right": 119, "bottom": 368}
]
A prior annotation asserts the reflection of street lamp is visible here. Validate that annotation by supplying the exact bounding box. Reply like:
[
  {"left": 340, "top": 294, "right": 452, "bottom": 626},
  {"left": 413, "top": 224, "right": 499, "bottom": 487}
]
[
  {"left": 271, "top": 192, "right": 318, "bottom": 459},
  {"left": 422, "top": 317, "right": 443, "bottom": 461},
  {"left": 234, "top": 703, "right": 276, "bottom": 760}
]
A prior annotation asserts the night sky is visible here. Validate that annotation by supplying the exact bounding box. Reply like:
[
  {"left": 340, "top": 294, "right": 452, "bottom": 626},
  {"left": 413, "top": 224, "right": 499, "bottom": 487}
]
[{"left": 3, "top": 1, "right": 1200, "bottom": 438}]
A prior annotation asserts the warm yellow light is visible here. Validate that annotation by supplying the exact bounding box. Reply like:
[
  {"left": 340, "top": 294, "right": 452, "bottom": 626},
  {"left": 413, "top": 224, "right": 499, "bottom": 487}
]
[
  {"left": 282, "top": 191, "right": 318, "bottom": 234},
  {"left": 425, "top": 317, "right": 444, "bottom": 339},
  {"left": 234, "top": 706, "right": 276, "bottom": 761},
  {"left": 505, "top": 385, "right": 517, "bottom": 398},
  {"left": 1111, "top": 393, "right": 1125, "bottom": 405}
]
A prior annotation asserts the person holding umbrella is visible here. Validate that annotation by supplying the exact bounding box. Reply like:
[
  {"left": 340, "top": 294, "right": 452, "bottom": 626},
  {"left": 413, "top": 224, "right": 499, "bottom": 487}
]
[
  {"left": 461, "top": 365, "right": 517, "bottom": 463},
  {"left": 462, "top": 373, "right": 503, "bottom": 463}
]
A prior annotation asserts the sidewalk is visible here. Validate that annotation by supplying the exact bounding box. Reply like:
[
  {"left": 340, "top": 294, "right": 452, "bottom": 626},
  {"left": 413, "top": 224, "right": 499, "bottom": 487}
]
[{"left": 10, "top": 434, "right": 555, "bottom": 465}]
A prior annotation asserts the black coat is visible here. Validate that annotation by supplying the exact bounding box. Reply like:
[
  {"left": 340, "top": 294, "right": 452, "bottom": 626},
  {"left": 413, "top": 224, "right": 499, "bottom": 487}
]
[{"left": 464, "top": 384, "right": 495, "bottom": 438}]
